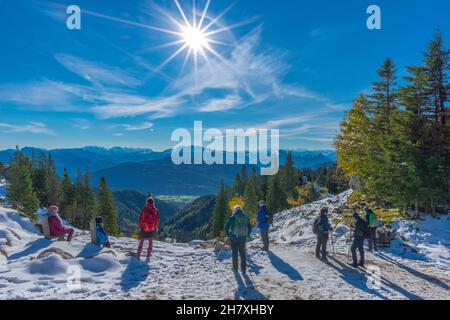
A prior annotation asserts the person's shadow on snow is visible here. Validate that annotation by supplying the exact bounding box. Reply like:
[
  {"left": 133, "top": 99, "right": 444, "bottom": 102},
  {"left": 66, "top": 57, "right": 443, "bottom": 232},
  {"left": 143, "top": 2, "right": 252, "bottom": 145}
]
[
  {"left": 247, "top": 255, "right": 263, "bottom": 275},
  {"left": 8, "top": 238, "right": 52, "bottom": 261},
  {"left": 76, "top": 243, "right": 103, "bottom": 258},
  {"left": 233, "top": 272, "right": 267, "bottom": 300},
  {"left": 120, "top": 257, "right": 150, "bottom": 292},
  {"left": 377, "top": 252, "right": 449, "bottom": 290},
  {"left": 267, "top": 251, "right": 303, "bottom": 281},
  {"left": 328, "top": 256, "right": 423, "bottom": 300}
]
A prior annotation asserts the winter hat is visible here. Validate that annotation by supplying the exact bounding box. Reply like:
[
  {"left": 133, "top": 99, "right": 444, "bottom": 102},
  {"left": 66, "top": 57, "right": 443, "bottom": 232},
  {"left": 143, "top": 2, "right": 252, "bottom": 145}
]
[
  {"left": 320, "top": 207, "right": 328, "bottom": 214},
  {"left": 363, "top": 206, "right": 370, "bottom": 213},
  {"left": 95, "top": 216, "right": 103, "bottom": 224},
  {"left": 47, "top": 205, "right": 59, "bottom": 213}
]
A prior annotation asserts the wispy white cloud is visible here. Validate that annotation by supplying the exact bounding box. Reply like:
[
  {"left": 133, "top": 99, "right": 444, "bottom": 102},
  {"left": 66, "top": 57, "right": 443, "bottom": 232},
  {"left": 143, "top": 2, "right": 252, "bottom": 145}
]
[
  {"left": 0, "top": 122, "right": 56, "bottom": 136},
  {"left": 55, "top": 54, "right": 141, "bottom": 88},
  {"left": 198, "top": 95, "right": 243, "bottom": 113},
  {"left": 71, "top": 118, "right": 91, "bottom": 130},
  {"left": 117, "top": 121, "right": 154, "bottom": 131},
  {"left": 92, "top": 94, "right": 185, "bottom": 119},
  {"left": 0, "top": 80, "right": 91, "bottom": 111}
]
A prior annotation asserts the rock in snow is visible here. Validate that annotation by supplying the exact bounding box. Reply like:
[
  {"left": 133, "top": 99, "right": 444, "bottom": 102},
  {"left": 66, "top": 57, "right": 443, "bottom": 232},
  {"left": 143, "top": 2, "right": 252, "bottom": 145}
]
[{"left": 0, "top": 191, "right": 449, "bottom": 300}]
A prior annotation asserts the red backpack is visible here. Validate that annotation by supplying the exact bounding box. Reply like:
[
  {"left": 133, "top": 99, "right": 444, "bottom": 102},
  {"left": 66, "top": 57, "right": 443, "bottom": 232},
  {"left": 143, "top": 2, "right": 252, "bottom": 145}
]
[{"left": 139, "top": 204, "right": 159, "bottom": 233}]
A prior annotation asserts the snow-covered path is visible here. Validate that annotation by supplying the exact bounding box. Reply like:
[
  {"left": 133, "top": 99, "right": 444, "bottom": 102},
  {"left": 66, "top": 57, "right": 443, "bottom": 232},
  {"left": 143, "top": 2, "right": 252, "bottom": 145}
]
[{"left": 1, "top": 189, "right": 449, "bottom": 300}]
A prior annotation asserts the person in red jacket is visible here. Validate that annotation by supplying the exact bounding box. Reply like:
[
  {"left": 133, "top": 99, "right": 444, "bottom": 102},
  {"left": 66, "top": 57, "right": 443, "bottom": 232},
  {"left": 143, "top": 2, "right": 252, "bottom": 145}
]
[
  {"left": 136, "top": 197, "right": 159, "bottom": 258},
  {"left": 47, "top": 205, "right": 74, "bottom": 242}
]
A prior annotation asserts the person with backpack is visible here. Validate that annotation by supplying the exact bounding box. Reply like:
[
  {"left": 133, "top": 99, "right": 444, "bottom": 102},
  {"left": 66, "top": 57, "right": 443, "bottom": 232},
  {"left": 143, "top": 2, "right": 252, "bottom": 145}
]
[
  {"left": 350, "top": 211, "right": 367, "bottom": 267},
  {"left": 94, "top": 216, "right": 111, "bottom": 248},
  {"left": 256, "top": 201, "right": 272, "bottom": 252},
  {"left": 224, "top": 205, "right": 252, "bottom": 273},
  {"left": 364, "top": 206, "right": 379, "bottom": 252},
  {"left": 136, "top": 197, "right": 159, "bottom": 259},
  {"left": 46, "top": 205, "right": 74, "bottom": 242},
  {"left": 313, "top": 207, "right": 332, "bottom": 262}
]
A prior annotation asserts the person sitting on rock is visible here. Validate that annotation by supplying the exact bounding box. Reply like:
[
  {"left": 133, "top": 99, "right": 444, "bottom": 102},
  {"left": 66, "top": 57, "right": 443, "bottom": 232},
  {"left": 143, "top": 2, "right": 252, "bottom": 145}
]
[
  {"left": 95, "top": 216, "right": 111, "bottom": 248},
  {"left": 47, "top": 205, "right": 74, "bottom": 242}
]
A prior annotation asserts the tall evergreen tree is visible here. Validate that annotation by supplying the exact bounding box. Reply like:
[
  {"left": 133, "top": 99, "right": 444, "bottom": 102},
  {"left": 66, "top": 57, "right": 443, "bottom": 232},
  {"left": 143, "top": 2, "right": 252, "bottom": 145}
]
[
  {"left": 32, "top": 153, "right": 50, "bottom": 207},
  {"left": 369, "top": 58, "right": 398, "bottom": 129},
  {"left": 6, "top": 147, "right": 38, "bottom": 215},
  {"left": 97, "top": 176, "right": 119, "bottom": 236},
  {"left": 60, "top": 169, "right": 75, "bottom": 223},
  {"left": 244, "top": 170, "right": 261, "bottom": 222},
  {"left": 211, "top": 179, "right": 228, "bottom": 238},
  {"left": 46, "top": 154, "right": 61, "bottom": 206},
  {"left": 280, "top": 151, "right": 299, "bottom": 199},
  {"left": 424, "top": 31, "right": 449, "bottom": 125},
  {"left": 80, "top": 171, "right": 97, "bottom": 229},
  {"left": 266, "top": 175, "right": 287, "bottom": 214}
]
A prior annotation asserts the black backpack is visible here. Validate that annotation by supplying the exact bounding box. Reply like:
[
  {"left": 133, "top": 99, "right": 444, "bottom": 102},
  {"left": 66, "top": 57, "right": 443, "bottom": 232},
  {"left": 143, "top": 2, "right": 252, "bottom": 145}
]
[
  {"left": 312, "top": 217, "right": 320, "bottom": 235},
  {"left": 355, "top": 220, "right": 370, "bottom": 239},
  {"left": 363, "top": 221, "right": 371, "bottom": 239}
]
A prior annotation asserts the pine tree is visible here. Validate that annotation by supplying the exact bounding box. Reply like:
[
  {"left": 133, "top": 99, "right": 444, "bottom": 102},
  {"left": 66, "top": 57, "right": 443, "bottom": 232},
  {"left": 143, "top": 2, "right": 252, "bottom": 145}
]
[
  {"left": 244, "top": 171, "right": 261, "bottom": 223},
  {"left": 6, "top": 147, "right": 38, "bottom": 215},
  {"left": 46, "top": 154, "right": 61, "bottom": 206},
  {"left": 280, "top": 151, "right": 299, "bottom": 199},
  {"left": 424, "top": 31, "right": 449, "bottom": 125},
  {"left": 231, "top": 173, "right": 244, "bottom": 197},
  {"left": 266, "top": 175, "right": 287, "bottom": 214},
  {"left": 73, "top": 169, "right": 84, "bottom": 228},
  {"left": 335, "top": 95, "right": 371, "bottom": 179},
  {"left": 60, "top": 169, "right": 75, "bottom": 223},
  {"left": 369, "top": 58, "right": 398, "bottom": 129},
  {"left": 211, "top": 180, "right": 228, "bottom": 238},
  {"left": 97, "top": 176, "right": 119, "bottom": 236},
  {"left": 80, "top": 171, "right": 97, "bottom": 229},
  {"left": 32, "top": 153, "right": 50, "bottom": 207}
]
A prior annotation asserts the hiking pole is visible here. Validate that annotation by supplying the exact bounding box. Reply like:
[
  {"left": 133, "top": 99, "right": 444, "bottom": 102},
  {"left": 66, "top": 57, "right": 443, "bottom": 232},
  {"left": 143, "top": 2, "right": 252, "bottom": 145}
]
[
  {"left": 347, "top": 229, "right": 353, "bottom": 264},
  {"left": 329, "top": 231, "right": 336, "bottom": 256},
  {"left": 248, "top": 270, "right": 259, "bottom": 290}
]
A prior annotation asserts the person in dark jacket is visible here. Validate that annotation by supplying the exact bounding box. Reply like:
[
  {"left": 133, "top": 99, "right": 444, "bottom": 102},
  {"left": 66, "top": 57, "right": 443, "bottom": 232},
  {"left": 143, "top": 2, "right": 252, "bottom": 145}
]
[
  {"left": 256, "top": 202, "right": 271, "bottom": 251},
  {"left": 95, "top": 216, "right": 111, "bottom": 248},
  {"left": 350, "top": 211, "right": 366, "bottom": 267},
  {"left": 364, "top": 206, "right": 379, "bottom": 252},
  {"left": 224, "top": 205, "right": 252, "bottom": 273},
  {"left": 313, "top": 207, "right": 332, "bottom": 261}
]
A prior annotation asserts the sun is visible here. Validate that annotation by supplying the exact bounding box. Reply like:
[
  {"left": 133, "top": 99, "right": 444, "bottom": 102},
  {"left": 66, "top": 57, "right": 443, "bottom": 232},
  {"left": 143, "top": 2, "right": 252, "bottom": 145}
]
[
  {"left": 180, "top": 25, "right": 210, "bottom": 53},
  {"left": 81, "top": 0, "right": 254, "bottom": 77}
]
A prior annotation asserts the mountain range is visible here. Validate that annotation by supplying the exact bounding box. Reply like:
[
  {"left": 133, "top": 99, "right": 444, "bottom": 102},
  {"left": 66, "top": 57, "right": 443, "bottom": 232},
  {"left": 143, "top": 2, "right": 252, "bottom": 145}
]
[{"left": 0, "top": 146, "right": 336, "bottom": 196}]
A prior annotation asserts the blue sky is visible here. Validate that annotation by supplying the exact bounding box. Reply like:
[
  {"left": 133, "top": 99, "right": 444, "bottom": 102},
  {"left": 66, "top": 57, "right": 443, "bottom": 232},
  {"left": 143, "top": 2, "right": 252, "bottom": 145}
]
[{"left": 0, "top": 0, "right": 449, "bottom": 151}]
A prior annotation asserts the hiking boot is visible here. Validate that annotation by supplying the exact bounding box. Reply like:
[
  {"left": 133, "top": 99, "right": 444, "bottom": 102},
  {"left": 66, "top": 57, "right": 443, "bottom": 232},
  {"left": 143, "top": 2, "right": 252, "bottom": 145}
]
[
  {"left": 232, "top": 267, "right": 239, "bottom": 273},
  {"left": 321, "top": 256, "right": 328, "bottom": 262},
  {"left": 348, "top": 262, "right": 358, "bottom": 268}
]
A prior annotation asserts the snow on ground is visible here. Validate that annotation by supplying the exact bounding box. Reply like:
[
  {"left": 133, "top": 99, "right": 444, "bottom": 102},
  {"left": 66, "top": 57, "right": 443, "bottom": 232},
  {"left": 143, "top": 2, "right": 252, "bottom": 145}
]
[{"left": 0, "top": 191, "right": 449, "bottom": 300}]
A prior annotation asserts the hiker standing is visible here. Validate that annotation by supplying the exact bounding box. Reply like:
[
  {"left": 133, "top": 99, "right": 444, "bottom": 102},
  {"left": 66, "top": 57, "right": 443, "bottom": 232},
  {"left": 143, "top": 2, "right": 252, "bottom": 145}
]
[
  {"left": 313, "top": 207, "right": 332, "bottom": 262},
  {"left": 47, "top": 205, "right": 74, "bottom": 242},
  {"left": 136, "top": 197, "right": 159, "bottom": 259},
  {"left": 350, "top": 211, "right": 367, "bottom": 267},
  {"left": 257, "top": 202, "right": 271, "bottom": 252},
  {"left": 364, "top": 206, "right": 379, "bottom": 252},
  {"left": 224, "top": 205, "right": 252, "bottom": 273}
]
